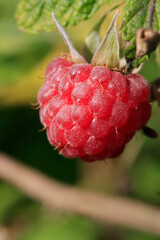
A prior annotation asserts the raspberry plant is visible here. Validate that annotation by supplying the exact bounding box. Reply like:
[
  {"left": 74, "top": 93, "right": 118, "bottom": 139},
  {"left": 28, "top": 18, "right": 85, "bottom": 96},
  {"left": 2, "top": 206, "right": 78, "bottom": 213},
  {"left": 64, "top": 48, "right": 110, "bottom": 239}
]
[
  {"left": 15, "top": 0, "right": 160, "bottom": 161},
  {"left": 1, "top": 2, "right": 160, "bottom": 240}
]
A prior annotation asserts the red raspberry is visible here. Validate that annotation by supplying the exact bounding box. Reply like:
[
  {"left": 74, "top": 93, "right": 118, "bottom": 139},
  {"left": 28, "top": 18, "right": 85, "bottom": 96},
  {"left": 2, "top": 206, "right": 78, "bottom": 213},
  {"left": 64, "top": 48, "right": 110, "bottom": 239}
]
[{"left": 37, "top": 56, "right": 151, "bottom": 162}]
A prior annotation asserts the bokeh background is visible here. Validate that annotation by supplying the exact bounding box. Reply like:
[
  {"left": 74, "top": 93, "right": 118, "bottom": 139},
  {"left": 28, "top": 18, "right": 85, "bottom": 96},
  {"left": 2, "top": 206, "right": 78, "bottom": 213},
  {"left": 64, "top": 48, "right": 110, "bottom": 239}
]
[{"left": 0, "top": 1, "right": 160, "bottom": 239}]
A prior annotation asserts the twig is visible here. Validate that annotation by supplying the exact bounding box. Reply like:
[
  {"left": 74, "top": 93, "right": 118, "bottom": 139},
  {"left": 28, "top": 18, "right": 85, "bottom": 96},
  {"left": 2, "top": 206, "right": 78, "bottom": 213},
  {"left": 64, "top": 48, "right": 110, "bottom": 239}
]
[
  {"left": 0, "top": 152, "right": 160, "bottom": 236},
  {"left": 150, "top": 77, "right": 160, "bottom": 105},
  {"left": 148, "top": 0, "right": 156, "bottom": 29}
]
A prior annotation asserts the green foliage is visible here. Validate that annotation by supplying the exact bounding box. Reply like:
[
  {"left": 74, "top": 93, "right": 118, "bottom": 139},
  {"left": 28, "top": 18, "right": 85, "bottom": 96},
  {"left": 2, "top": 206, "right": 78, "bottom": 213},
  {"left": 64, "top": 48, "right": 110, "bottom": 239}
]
[
  {"left": 0, "top": 0, "right": 55, "bottom": 87},
  {"left": 152, "top": 0, "right": 160, "bottom": 32},
  {"left": 140, "top": 53, "right": 159, "bottom": 81},
  {"left": 18, "top": 214, "right": 98, "bottom": 240},
  {"left": 0, "top": 183, "right": 98, "bottom": 240},
  {"left": 0, "top": 0, "right": 19, "bottom": 19},
  {"left": 132, "top": 154, "right": 160, "bottom": 204},
  {"left": 0, "top": 23, "right": 54, "bottom": 86},
  {"left": 123, "top": 229, "right": 159, "bottom": 240},
  {"left": 15, "top": 0, "right": 115, "bottom": 34},
  {"left": 0, "top": 184, "right": 22, "bottom": 223},
  {"left": 121, "top": 0, "right": 160, "bottom": 66}
]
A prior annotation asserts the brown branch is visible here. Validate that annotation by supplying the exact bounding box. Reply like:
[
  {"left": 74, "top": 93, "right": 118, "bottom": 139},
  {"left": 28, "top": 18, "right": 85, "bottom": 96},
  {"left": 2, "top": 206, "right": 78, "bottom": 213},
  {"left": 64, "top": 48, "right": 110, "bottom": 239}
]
[
  {"left": 148, "top": 0, "right": 156, "bottom": 29},
  {"left": 150, "top": 77, "right": 160, "bottom": 105},
  {"left": 0, "top": 152, "right": 160, "bottom": 236}
]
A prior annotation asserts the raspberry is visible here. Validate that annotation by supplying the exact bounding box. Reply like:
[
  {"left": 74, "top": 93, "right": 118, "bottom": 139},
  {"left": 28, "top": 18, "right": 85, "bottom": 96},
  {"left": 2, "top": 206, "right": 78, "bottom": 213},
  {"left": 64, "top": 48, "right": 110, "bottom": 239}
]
[
  {"left": 37, "top": 12, "right": 152, "bottom": 162},
  {"left": 37, "top": 57, "right": 151, "bottom": 162}
]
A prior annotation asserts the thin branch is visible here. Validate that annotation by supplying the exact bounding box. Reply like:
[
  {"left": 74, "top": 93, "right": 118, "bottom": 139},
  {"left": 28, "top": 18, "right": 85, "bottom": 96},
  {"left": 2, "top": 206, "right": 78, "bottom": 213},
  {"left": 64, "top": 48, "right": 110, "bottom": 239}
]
[
  {"left": 0, "top": 152, "right": 160, "bottom": 236},
  {"left": 150, "top": 77, "right": 160, "bottom": 105},
  {"left": 148, "top": 0, "right": 156, "bottom": 29}
]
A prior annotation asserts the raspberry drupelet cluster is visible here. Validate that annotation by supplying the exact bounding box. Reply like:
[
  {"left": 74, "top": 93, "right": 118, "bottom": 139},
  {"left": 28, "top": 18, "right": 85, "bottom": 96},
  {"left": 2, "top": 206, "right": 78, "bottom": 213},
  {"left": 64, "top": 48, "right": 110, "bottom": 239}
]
[
  {"left": 37, "top": 12, "right": 152, "bottom": 162},
  {"left": 37, "top": 56, "right": 151, "bottom": 162}
]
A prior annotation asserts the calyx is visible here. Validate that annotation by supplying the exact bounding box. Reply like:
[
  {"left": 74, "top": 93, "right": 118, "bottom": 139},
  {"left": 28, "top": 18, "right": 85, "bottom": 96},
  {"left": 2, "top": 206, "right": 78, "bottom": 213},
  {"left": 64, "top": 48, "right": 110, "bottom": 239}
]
[{"left": 52, "top": 11, "right": 120, "bottom": 69}]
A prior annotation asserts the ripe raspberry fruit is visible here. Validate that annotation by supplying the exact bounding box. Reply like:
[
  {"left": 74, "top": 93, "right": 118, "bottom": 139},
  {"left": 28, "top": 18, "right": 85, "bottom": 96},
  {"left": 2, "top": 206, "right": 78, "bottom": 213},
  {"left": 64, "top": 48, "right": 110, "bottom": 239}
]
[
  {"left": 37, "top": 56, "right": 151, "bottom": 162},
  {"left": 37, "top": 12, "right": 152, "bottom": 162}
]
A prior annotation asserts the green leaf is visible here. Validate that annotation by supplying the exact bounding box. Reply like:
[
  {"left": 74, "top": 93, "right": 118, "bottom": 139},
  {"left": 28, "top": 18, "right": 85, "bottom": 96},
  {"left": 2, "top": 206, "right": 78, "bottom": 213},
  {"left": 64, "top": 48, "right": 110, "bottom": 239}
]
[
  {"left": 15, "top": 0, "right": 101, "bottom": 34},
  {"left": 121, "top": 0, "right": 160, "bottom": 65},
  {"left": 15, "top": 0, "right": 118, "bottom": 34}
]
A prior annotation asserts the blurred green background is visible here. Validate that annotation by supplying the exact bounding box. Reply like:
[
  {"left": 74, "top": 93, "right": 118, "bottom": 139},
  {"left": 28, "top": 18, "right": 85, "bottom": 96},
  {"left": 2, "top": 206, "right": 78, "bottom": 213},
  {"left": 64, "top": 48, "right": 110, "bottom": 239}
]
[{"left": 0, "top": 1, "right": 160, "bottom": 240}]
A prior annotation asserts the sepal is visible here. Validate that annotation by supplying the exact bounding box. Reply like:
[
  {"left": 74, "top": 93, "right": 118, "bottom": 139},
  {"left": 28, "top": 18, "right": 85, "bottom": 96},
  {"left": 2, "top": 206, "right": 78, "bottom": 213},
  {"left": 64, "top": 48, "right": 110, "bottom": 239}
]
[
  {"left": 91, "top": 11, "right": 120, "bottom": 69},
  {"left": 52, "top": 12, "right": 87, "bottom": 64}
]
